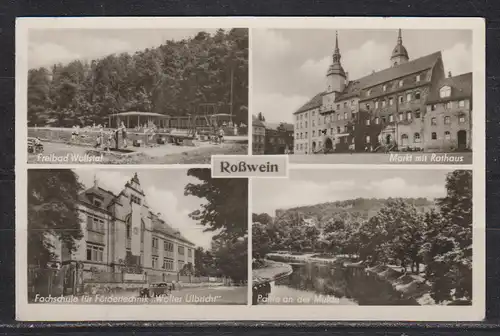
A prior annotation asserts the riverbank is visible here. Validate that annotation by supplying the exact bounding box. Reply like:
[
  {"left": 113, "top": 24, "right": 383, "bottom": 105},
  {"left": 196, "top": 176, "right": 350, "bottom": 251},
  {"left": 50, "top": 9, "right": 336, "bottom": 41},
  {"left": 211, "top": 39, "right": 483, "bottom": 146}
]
[
  {"left": 265, "top": 252, "right": 449, "bottom": 305},
  {"left": 252, "top": 260, "right": 293, "bottom": 285}
]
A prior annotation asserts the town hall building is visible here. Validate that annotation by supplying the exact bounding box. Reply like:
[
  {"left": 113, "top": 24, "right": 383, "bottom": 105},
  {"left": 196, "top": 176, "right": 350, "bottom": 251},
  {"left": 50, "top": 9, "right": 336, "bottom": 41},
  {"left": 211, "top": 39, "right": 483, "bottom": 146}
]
[
  {"left": 55, "top": 173, "right": 196, "bottom": 282},
  {"left": 293, "top": 30, "right": 472, "bottom": 154}
]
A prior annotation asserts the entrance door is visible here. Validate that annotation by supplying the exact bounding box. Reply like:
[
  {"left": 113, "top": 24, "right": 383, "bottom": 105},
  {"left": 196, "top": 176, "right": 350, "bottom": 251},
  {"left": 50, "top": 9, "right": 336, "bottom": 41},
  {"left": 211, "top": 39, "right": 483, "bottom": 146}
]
[
  {"left": 457, "top": 130, "right": 467, "bottom": 150},
  {"left": 325, "top": 138, "right": 333, "bottom": 151},
  {"left": 386, "top": 134, "right": 392, "bottom": 145}
]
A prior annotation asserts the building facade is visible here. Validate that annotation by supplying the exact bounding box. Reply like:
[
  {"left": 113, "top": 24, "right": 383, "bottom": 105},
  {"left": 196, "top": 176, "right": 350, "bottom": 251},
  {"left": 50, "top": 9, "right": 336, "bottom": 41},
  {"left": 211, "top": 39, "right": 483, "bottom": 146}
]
[
  {"left": 293, "top": 30, "right": 472, "bottom": 154},
  {"left": 265, "top": 122, "right": 294, "bottom": 154},
  {"left": 55, "top": 173, "right": 196, "bottom": 281},
  {"left": 252, "top": 115, "right": 266, "bottom": 154}
]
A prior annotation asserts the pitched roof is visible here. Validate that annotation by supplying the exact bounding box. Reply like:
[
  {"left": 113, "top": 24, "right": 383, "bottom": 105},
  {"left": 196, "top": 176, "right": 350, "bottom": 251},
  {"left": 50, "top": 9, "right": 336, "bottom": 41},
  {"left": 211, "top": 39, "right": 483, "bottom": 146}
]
[
  {"left": 151, "top": 214, "right": 195, "bottom": 245},
  {"left": 427, "top": 72, "right": 472, "bottom": 104},
  {"left": 294, "top": 51, "right": 442, "bottom": 113},
  {"left": 293, "top": 92, "right": 324, "bottom": 114},
  {"left": 265, "top": 122, "right": 294, "bottom": 132},
  {"left": 79, "top": 186, "right": 116, "bottom": 210},
  {"left": 252, "top": 115, "right": 266, "bottom": 127}
]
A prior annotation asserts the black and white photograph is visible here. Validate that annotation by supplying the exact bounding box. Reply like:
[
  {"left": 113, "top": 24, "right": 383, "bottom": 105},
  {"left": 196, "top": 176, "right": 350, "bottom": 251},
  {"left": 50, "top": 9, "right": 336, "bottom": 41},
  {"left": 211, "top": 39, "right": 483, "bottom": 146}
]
[
  {"left": 27, "top": 168, "right": 248, "bottom": 304},
  {"left": 252, "top": 29, "right": 474, "bottom": 164},
  {"left": 252, "top": 169, "right": 473, "bottom": 306},
  {"left": 26, "top": 28, "right": 248, "bottom": 164}
]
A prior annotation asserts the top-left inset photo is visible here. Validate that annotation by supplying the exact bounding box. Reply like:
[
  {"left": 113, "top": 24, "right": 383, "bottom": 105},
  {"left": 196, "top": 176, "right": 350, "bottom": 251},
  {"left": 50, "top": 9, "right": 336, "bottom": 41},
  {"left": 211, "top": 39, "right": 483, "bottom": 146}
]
[{"left": 20, "top": 27, "right": 249, "bottom": 165}]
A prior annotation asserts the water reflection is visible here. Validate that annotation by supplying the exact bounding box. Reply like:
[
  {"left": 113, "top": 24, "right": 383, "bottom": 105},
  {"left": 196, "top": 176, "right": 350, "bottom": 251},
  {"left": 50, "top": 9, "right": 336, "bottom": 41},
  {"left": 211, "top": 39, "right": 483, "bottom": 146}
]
[
  {"left": 257, "top": 263, "right": 356, "bottom": 305},
  {"left": 256, "top": 262, "right": 418, "bottom": 305}
]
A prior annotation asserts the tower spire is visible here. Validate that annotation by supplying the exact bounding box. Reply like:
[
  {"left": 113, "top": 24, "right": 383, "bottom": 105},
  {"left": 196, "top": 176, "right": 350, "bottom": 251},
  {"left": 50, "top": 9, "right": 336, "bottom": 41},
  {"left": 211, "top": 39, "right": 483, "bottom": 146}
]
[
  {"left": 326, "top": 30, "right": 346, "bottom": 93},
  {"left": 390, "top": 28, "right": 409, "bottom": 67},
  {"left": 397, "top": 28, "right": 402, "bottom": 45},
  {"left": 335, "top": 31, "right": 339, "bottom": 53}
]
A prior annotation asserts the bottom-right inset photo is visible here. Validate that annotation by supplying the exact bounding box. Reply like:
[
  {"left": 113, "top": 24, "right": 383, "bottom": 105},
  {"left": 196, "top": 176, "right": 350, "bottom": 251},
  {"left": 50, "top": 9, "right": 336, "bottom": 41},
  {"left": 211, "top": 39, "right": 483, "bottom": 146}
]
[{"left": 252, "top": 169, "right": 473, "bottom": 306}]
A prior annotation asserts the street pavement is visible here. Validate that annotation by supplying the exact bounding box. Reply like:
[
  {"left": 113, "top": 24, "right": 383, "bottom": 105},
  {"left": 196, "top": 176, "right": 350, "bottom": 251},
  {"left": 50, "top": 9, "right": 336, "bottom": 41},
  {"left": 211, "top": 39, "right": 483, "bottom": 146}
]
[
  {"left": 74, "top": 286, "right": 248, "bottom": 305},
  {"left": 289, "top": 152, "right": 472, "bottom": 165}
]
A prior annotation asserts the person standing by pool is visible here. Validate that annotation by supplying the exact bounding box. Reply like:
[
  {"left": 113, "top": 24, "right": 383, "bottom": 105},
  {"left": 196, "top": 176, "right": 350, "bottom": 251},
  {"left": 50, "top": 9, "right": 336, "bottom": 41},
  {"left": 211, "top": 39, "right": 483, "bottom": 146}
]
[
  {"left": 120, "top": 121, "right": 127, "bottom": 148},
  {"left": 218, "top": 127, "right": 225, "bottom": 145}
]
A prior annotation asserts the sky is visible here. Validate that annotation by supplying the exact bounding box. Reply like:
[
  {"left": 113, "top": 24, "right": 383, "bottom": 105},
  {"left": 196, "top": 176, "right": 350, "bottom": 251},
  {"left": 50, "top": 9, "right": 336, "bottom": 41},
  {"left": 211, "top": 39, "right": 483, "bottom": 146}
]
[
  {"left": 28, "top": 28, "right": 218, "bottom": 69},
  {"left": 252, "top": 169, "right": 456, "bottom": 216},
  {"left": 252, "top": 29, "right": 473, "bottom": 123},
  {"left": 75, "top": 168, "right": 215, "bottom": 249}
]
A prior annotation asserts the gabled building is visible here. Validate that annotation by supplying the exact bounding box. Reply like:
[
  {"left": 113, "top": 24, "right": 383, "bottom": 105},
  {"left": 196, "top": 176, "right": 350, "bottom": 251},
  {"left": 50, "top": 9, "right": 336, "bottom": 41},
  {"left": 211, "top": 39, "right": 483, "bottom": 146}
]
[
  {"left": 293, "top": 29, "right": 472, "bottom": 154},
  {"left": 55, "top": 173, "right": 196, "bottom": 281},
  {"left": 264, "top": 122, "right": 294, "bottom": 154}
]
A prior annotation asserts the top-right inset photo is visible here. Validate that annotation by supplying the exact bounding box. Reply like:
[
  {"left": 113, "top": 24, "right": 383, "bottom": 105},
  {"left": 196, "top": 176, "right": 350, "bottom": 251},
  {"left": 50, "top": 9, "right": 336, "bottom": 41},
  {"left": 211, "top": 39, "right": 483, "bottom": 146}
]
[{"left": 252, "top": 29, "right": 474, "bottom": 164}]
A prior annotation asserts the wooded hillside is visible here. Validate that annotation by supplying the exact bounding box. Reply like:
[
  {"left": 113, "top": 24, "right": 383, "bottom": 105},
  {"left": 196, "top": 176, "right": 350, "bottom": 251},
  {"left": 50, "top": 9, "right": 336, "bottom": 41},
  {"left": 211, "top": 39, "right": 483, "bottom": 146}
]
[{"left": 27, "top": 29, "right": 248, "bottom": 127}]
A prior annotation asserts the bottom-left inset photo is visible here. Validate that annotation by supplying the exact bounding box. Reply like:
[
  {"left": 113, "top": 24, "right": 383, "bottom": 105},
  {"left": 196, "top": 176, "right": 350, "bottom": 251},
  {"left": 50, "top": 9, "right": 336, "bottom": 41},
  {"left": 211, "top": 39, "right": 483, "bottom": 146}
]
[{"left": 25, "top": 168, "right": 248, "bottom": 305}]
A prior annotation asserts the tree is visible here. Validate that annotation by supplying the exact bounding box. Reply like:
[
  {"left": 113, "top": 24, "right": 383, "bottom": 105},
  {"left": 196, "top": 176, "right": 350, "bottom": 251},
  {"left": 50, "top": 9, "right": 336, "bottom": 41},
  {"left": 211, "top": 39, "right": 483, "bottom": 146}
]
[
  {"left": 28, "top": 170, "right": 84, "bottom": 267},
  {"left": 213, "top": 236, "right": 248, "bottom": 283},
  {"left": 184, "top": 168, "right": 248, "bottom": 239},
  {"left": 421, "top": 170, "right": 473, "bottom": 303}
]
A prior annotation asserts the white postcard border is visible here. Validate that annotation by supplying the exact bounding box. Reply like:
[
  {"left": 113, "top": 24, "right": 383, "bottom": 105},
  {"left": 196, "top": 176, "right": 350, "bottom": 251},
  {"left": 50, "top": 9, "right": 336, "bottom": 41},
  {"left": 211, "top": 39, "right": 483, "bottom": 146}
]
[{"left": 16, "top": 16, "right": 485, "bottom": 321}]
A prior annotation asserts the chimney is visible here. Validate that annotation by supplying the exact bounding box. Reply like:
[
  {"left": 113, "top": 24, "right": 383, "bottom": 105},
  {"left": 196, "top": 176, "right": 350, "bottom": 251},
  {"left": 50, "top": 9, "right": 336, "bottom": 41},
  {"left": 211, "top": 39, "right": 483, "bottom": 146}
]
[{"left": 448, "top": 71, "right": 452, "bottom": 78}]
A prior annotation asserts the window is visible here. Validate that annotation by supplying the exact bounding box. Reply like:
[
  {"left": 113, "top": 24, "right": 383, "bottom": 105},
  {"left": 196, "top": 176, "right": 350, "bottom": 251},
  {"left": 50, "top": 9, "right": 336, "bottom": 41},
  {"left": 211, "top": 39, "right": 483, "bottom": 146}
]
[
  {"left": 131, "top": 194, "right": 141, "bottom": 205},
  {"left": 305, "top": 132, "right": 308, "bottom": 138},
  {"left": 416, "top": 75, "right": 421, "bottom": 82},
  {"left": 431, "top": 117, "right": 437, "bottom": 125},
  {"left": 330, "top": 128, "right": 334, "bottom": 135},
  {"left": 399, "top": 113, "right": 404, "bottom": 121},
  {"left": 367, "top": 89, "right": 372, "bottom": 96},
  {"left": 414, "top": 133, "right": 421, "bottom": 143},
  {"left": 312, "top": 120, "right": 315, "bottom": 126},
  {"left": 439, "top": 86, "right": 451, "bottom": 98},
  {"left": 163, "top": 258, "right": 174, "bottom": 270},
  {"left": 446, "top": 102, "right": 452, "bottom": 109},
  {"left": 459, "top": 114, "right": 466, "bottom": 123},
  {"left": 296, "top": 133, "right": 299, "bottom": 139},
  {"left": 336, "top": 104, "right": 340, "bottom": 110},
  {"left": 375, "top": 101, "right": 379, "bottom": 109},
  {"left": 178, "top": 246, "right": 185, "bottom": 255},
  {"left": 415, "top": 91, "right": 421, "bottom": 100},
  {"left": 312, "top": 130, "right": 315, "bottom": 137},
  {"left": 188, "top": 249, "right": 192, "bottom": 258},
  {"left": 164, "top": 240, "right": 173, "bottom": 252},
  {"left": 88, "top": 215, "right": 105, "bottom": 233},
  {"left": 318, "top": 141, "right": 322, "bottom": 148},
  {"left": 300, "top": 133, "right": 303, "bottom": 139},
  {"left": 415, "top": 110, "right": 421, "bottom": 118},
  {"left": 365, "top": 135, "right": 370, "bottom": 143},
  {"left": 375, "top": 117, "right": 380, "bottom": 125},
  {"left": 406, "top": 112, "right": 412, "bottom": 121},
  {"left": 178, "top": 260, "right": 185, "bottom": 269},
  {"left": 431, "top": 104, "right": 436, "bottom": 111},
  {"left": 382, "top": 100, "right": 387, "bottom": 107},
  {"left": 351, "top": 100, "right": 354, "bottom": 105},
  {"left": 389, "top": 98, "right": 394, "bottom": 106},
  {"left": 86, "top": 243, "right": 104, "bottom": 262},
  {"left": 399, "top": 80, "right": 403, "bottom": 87},
  {"left": 152, "top": 237, "right": 159, "bottom": 248},
  {"left": 399, "top": 96, "right": 404, "bottom": 104},
  {"left": 344, "top": 102, "right": 347, "bottom": 108},
  {"left": 344, "top": 112, "right": 348, "bottom": 119},
  {"left": 389, "top": 115, "right": 394, "bottom": 122},
  {"left": 401, "top": 134, "right": 408, "bottom": 141},
  {"left": 296, "top": 144, "right": 299, "bottom": 150},
  {"left": 312, "top": 111, "right": 315, "bottom": 116},
  {"left": 365, "top": 104, "right": 370, "bottom": 110},
  {"left": 352, "top": 112, "right": 357, "bottom": 120},
  {"left": 152, "top": 256, "right": 158, "bottom": 269},
  {"left": 93, "top": 199, "right": 102, "bottom": 207},
  {"left": 406, "top": 93, "right": 412, "bottom": 102},
  {"left": 126, "top": 222, "right": 131, "bottom": 239},
  {"left": 339, "top": 114, "right": 343, "bottom": 121},
  {"left": 305, "top": 121, "right": 308, "bottom": 128},
  {"left": 382, "top": 117, "right": 387, "bottom": 123},
  {"left": 337, "top": 126, "right": 341, "bottom": 133},
  {"left": 459, "top": 100, "right": 465, "bottom": 107},
  {"left": 365, "top": 119, "right": 371, "bottom": 126},
  {"left": 431, "top": 132, "right": 437, "bottom": 140},
  {"left": 305, "top": 143, "right": 308, "bottom": 150},
  {"left": 383, "top": 85, "right": 387, "bottom": 92},
  {"left": 344, "top": 126, "right": 348, "bottom": 133},
  {"left": 444, "top": 116, "right": 451, "bottom": 124},
  {"left": 445, "top": 131, "right": 451, "bottom": 140}
]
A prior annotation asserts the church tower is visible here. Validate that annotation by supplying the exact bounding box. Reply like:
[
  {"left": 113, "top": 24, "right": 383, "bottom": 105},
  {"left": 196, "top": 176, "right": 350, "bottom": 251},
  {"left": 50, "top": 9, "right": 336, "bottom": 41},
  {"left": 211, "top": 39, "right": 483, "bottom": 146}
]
[
  {"left": 326, "top": 31, "right": 346, "bottom": 93},
  {"left": 390, "top": 29, "right": 409, "bottom": 67}
]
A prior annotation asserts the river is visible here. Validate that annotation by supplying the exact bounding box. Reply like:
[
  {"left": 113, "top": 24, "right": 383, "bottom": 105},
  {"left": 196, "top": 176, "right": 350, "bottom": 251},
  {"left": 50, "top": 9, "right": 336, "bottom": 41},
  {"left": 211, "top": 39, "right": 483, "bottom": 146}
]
[{"left": 255, "top": 262, "right": 418, "bottom": 305}]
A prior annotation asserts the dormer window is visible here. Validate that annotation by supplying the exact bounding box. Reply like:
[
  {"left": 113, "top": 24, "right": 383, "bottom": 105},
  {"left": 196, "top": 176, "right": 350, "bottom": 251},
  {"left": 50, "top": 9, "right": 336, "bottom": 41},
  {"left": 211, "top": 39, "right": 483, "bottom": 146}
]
[
  {"left": 367, "top": 89, "right": 372, "bottom": 96},
  {"left": 399, "top": 80, "right": 403, "bottom": 87},
  {"left": 439, "top": 86, "right": 451, "bottom": 98},
  {"left": 416, "top": 75, "right": 421, "bottom": 82},
  {"left": 93, "top": 199, "right": 102, "bottom": 207},
  {"left": 383, "top": 85, "right": 387, "bottom": 92}
]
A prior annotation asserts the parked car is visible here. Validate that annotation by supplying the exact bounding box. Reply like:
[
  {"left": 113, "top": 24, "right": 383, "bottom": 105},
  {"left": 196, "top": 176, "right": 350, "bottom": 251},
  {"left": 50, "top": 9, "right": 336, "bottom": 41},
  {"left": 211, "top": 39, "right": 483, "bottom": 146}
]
[{"left": 149, "top": 282, "right": 173, "bottom": 297}]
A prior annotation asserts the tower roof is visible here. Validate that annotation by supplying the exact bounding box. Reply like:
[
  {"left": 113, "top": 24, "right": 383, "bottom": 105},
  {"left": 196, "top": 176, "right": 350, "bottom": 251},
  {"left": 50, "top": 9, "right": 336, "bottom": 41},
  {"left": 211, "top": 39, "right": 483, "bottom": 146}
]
[
  {"left": 327, "top": 31, "right": 346, "bottom": 78},
  {"left": 391, "top": 29, "right": 409, "bottom": 60}
]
